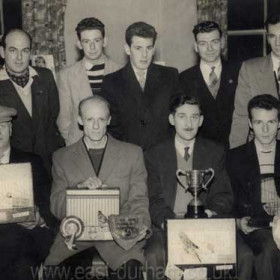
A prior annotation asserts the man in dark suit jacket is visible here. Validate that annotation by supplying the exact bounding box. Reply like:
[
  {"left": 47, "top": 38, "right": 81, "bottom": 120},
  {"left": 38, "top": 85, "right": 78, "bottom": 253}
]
[
  {"left": 0, "top": 29, "right": 64, "bottom": 174},
  {"left": 227, "top": 94, "right": 280, "bottom": 280},
  {"left": 0, "top": 105, "right": 57, "bottom": 280},
  {"left": 102, "top": 22, "right": 178, "bottom": 151},
  {"left": 144, "top": 95, "right": 234, "bottom": 279},
  {"left": 179, "top": 21, "right": 241, "bottom": 148}
]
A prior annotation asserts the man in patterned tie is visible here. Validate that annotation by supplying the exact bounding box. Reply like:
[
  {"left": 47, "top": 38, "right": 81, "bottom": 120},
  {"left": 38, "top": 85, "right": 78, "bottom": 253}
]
[
  {"left": 180, "top": 21, "right": 239, "bottom": 149},
  {"left": 180, "top": 21, "right": 241, "bottom": 148},
  {"left": 230, "top": 14, "right": 280, "bottom": 149},
  {"left": 57, "top": 17, "right": 122, "bottom": 146},
  {"left": 144, "top": 94, "right": 234, "bottom": 279},
  {"left": 227, "top": 94, "right": 280, "bottom": 280}
]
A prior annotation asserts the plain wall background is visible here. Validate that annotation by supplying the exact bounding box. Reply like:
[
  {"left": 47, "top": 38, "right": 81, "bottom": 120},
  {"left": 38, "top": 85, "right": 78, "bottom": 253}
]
[{"left": 65, "top": 0, "right": 198, "bottom": 72}]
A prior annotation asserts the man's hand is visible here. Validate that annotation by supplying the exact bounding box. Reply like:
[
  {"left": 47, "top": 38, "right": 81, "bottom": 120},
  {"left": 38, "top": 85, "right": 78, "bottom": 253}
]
[
  {"left": 238, "top": 216, "right": 257, "bottom": 235},
  {"left": 77, "top": 176, "right": 102, "bottom": 189},
  {"left": 18, "top": 207, "right": 45, "bottom": 229}
]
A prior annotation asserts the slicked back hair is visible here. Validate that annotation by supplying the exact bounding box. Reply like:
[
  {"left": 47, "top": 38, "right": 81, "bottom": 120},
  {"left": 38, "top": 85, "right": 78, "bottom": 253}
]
[
  {"left": 248, "top": 94, "right": 280, "bottom": 120},
  {"left": 125, "top": 22, "right": 157, "bottom": 46}
]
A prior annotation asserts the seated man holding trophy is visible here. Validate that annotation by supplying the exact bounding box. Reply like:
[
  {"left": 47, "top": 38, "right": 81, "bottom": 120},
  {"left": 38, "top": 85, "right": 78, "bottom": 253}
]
[
  {"left": 227, "top": 94, "right": 280, "bottom": 280},
  {"left": 144, "top": 94, "right": 233, "bottom": 279},
  {"left": 44, "top": 95, "right": 150, "bottom": 280},
  {"left": 0, "top": 105, "right": 58, "bottom": 280}
]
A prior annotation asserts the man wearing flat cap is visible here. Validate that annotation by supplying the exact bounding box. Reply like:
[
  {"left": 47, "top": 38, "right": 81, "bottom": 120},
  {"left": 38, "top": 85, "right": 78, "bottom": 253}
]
[{"left": 0, "top": 105, "right": 58, "bottom": 280}]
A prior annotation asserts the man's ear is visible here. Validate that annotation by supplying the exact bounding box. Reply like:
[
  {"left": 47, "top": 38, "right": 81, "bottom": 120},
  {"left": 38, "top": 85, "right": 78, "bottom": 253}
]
[
  {"left": 103, "top": 36, "right": 108, "bottom": 48},
  {"left": 194, "top": 41, "right": 198, "bottom": 53},
  {"left": 248, "top": 119, "right": 253, "bottom": 130},
  {"left": 169, "top": 114, "right": 175, "bottom": 126},
  {"left": 78, "top": 115, "right": 83, "bottom": 126},
  {"left": 0, "top": 46, "right": 5, "bottom": 59},
  {"left": 220, "top": 35, "right": 225, "bottom": 49},
  {"left": 124, "top": 44, "right": 131, "bottom": 56},
  {"left": 199, "top": 115, "right": 204, "bottom": 127},
  {"left": 76, "top": 40, "right": 83, "bottom": 51},
  {"left": 107, "top": 116, "right": 111, "bottom": 125}
]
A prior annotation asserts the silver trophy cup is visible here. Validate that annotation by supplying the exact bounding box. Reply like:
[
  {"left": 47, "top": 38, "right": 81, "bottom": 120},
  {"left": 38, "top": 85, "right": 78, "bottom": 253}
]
[{"left": 176, "top": 169, "right": 215, "bottom": 218}]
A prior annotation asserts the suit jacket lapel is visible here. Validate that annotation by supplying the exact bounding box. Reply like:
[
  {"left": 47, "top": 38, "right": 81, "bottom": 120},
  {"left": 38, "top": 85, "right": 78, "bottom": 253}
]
[
  {"left": 98, "top": 135, "right": 121, "bottom": 183},
  {"left": 274, "top": 141, "right": 280, "bottom": 195},
  {"left": 259, "top": 54, "right": 278, "bottom": 97},
  {"left": 71, "top": 139, "right": 97, "bottom": 179},
  {"left": 162, "top": 138, "right": 178, "bottom": 209},
  {"left": 31, "top": 75, "right": 44, "bottom": 129},
  {"left": 75, "top": 60, "right": 93, "bottom": 99},
  {"left": 0, "top": 80, "right": 32, "bottom": 130},
  {"left": 122, "top": 63, "right": 144, "bottom": 108}
]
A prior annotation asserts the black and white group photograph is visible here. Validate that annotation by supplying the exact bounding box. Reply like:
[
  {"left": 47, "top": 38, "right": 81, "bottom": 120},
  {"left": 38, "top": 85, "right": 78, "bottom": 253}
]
[{"left": 1, "top": 0, "right": 280, "bottom": 279}]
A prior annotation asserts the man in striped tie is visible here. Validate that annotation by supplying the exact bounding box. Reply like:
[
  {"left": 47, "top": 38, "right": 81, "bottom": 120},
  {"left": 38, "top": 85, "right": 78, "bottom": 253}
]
[
  {"left": 180, "top": 21, "right": 241, "bottom": 148},
  {"left": 57, "top": 17, "right": 122, "bottom": 146}
]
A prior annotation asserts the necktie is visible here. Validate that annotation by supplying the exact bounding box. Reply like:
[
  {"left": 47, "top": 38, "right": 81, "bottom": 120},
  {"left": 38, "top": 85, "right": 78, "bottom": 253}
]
[
  {"left": 277, "top": 63, "right": 280, "bottom": 82},
  {"left": 137, "top": 71, "right": 146, "bottom": 91},
  {"left": 184, "top": 147, "right": 190, "bottom": 162},
  {"left": 209, "top": 66, "right": 218, "bottom": 87}
]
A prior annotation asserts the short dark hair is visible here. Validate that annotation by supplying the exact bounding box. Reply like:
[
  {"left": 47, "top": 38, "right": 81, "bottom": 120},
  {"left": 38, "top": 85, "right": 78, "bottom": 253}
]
[
  {"left": 248, "top": 94, "right": 280, "bottom": 120},
  {"left": 2, "top": 28, "right": 32, "bottom": 49},
  {"left": 265, "top": 14, "right": 280, "bottom": 32},
  {"left": 125, "top": 22, "right": 157, "bottom": 46},
  {"left": 169, "top": 94, "right": 203, "bottom": 115},
  {"left": 78, "top": 95, "right": 111, "bottom": 117},
  {"left": 192, "top": 21, "right": 222, "bottom": 41},
  {"left": 75, "top": 17, "right": 105, "bottom": 40}
]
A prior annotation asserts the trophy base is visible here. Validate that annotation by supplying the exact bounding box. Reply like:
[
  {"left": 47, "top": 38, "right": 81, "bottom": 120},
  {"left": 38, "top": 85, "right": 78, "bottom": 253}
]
[{"left": 184, "top": 205, "right": 207, "bottom": 219}]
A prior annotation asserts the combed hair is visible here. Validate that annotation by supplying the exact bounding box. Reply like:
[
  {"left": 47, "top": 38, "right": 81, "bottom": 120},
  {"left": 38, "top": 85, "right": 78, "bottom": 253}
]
[
  {"left": 169, "top": 94, "right": 203, "bottom": 115},
  {"left": 192, "top": 21, "right": 222, "bottom": 40},
  {"left": 265, "top": 14, "right": 280, "bottom": 31},
  {"left": 78, "top": 95, "right": 111, "bottom": 117},
  {"left": 76, "top": 17, "right": 105, "bottom": 40},
  {"left": 125, "top": 22, "right": 157, "bottom": 46},
  {"left": 248, "top": 94, "right": 280, "bottom": 120},
  {"left": 1, "top": 29, "right": 32, "bottom": 49}
]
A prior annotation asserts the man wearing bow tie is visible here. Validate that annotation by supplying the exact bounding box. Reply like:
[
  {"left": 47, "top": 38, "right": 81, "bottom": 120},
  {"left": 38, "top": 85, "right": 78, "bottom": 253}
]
[
  {"left": 57, "top": 17, "right": 122, "bottom": 146},
  {"left": 180, "top": 21, "right": 241, "bottom": 148},
  {"left": 102, "top": 21, "right": 179, "bottom": 151},
  {"left": 0, "top": 28, "right": 64, "bottom": 175}
]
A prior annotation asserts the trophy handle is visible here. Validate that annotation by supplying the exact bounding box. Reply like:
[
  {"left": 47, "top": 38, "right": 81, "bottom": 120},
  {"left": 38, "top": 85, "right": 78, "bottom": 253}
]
[
  {"left": 176, "top": 169, "right": 189, "bottom": 192},
  {"left": 202, "top": 168, "right": 215, "bottom": 190}
]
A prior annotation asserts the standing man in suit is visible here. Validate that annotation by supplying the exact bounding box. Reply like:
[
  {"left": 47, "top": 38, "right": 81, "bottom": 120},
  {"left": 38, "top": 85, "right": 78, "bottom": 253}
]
[
  {"left": 45, "top": 95, "right": 150, "bottom": 280},
  {"left": 227, "top": 94, "right": 280, "bottom": 280},
  {"left": 144, "top": 95, "right": 240, "bottom": 280},
  {"left": 0, "top": 105, "right": 58, "bottom": 280},
  {"left": 102, "top": 22, "right": 179, "bottom": 151},
  {"left": 179, "top": 21, "right": 240, "bottom": 148},
  {"left": 0, "top": 28, "right": 64, "bottom": 174},
  {"left": 57, "top": 17, "right": 122, "bottom": 146},
  {"left": 230, "top": 14, "right": 280, "bottom": 148}
]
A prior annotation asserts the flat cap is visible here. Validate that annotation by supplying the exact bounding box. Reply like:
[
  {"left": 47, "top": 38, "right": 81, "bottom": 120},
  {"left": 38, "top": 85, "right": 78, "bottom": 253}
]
[{"left": 0, "top": 105, "right": 17, "bottom": 123}]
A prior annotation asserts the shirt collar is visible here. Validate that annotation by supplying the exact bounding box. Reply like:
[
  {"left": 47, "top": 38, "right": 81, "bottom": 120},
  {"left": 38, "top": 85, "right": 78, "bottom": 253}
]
[
  {"left": 254, "top": 139, "right": 276, "bottom": 154},
  {"left": 175, "top": 136, "right": 195, "bottom": 158},
  {"left": 83, "top": 135, "right": 108, "bottom": 150},
  {"left": 0, "top": 146, "right": 11, "bottom": 164},
  {"left": 83, "top": 55, "right": 105, "bottom": 71},
  {"left": 0, "top": 65, "right": 38, "bottom": 81},
  {"left": 271, "top": 52, "right": 280, "bottom": 73},
  {"left": 131, "top": 63, "right": 148, "bottom": 81},
  {"left": 200, "top": 59, "right": 222, "bottom": 83}
]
